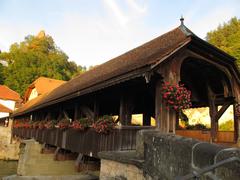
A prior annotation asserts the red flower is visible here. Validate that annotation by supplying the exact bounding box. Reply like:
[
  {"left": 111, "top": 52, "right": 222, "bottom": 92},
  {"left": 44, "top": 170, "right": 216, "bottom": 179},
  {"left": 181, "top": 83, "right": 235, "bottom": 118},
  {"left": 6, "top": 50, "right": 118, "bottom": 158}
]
[{"left": 161, "top": 82, "right": 192, "bottom": 111}]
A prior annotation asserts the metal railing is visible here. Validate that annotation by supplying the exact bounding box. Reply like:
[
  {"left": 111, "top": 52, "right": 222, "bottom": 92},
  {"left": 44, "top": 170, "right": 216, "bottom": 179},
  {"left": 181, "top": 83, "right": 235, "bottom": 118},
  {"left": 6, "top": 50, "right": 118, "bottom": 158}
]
[{"left": 176, "top": 156, "right": 240, "bottom": 180}]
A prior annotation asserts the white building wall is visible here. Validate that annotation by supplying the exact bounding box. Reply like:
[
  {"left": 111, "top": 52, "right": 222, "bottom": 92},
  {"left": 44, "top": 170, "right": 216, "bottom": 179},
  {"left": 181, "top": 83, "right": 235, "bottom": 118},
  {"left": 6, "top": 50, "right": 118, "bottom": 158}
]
[
  {"left": 0, "top": 112, "right": 9, "bottom": 118},
  {"left": 28, "top": 88, "right": 38, "bottom": 101},
  {"left": 0, "top": 99, "right": 16, "bottom": 118},
  {"left": 0, "top": 99, "right": 15, "bottom": 110}
]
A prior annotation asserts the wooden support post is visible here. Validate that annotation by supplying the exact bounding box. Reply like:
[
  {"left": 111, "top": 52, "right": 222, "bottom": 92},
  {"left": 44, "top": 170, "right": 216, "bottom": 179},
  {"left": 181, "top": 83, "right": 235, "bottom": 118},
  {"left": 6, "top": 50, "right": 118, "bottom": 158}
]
[
  {"left": 119, "top": 93, "right": 134, "bottom": 126},
  {"left": 208, "top": 85, "right": 218, "bottom": 142},
  {"left": 169, "top": 109, "right": 176, "bottom": 133},
  {"left": 209, "top": 106, "right": 217, "bottom": 141},
  {"left": 155, "top": 79, "right": 174, "bottom": 133},
  {"left": 155, "top": 80, "right": 162, "bottom": 129},
  {"left": 175, "top": 112, "right": 180, "bottom": 129},
  {"left": 234, "top": 103, "right": 240, "bottom": 143},
  {"left": 75, "top": 153, "right": 84, "bottom": 172}
]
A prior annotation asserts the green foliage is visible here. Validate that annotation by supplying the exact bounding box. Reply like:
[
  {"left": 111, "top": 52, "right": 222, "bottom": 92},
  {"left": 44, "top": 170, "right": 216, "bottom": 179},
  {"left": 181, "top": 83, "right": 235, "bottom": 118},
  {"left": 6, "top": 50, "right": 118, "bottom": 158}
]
[
  {"left": 185, "top": 123, "right": 208, "bottom": 130},
  {"left": 0, "top": 31, "right": 85, "bottom": 96},
  {"left": 206, "top": 17, "right": 240, "bottom": 69},
  {"left": 219, "top": 120, "right": 234, "bottom": 131}
]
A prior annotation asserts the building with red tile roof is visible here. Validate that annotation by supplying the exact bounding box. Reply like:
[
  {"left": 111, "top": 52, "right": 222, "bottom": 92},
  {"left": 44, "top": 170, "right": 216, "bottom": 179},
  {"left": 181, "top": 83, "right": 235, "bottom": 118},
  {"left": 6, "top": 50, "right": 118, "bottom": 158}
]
[
  {"left": 14, "top": 77, "right": 66, "bottom": 116},
  {"left": 0, "top": 85, "right": 20, "bottom": 118},
  {"left": 23, "top": 77, "right": 65, "bottom": 102},
  {"left": 0, "top": 85, "right": 20, "bottom": 101}
]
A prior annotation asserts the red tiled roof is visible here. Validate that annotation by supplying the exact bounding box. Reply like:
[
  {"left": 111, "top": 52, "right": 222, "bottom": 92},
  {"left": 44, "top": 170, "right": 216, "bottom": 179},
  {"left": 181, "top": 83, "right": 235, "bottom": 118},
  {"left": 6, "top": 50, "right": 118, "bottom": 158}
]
[
  {"left": 0, "top": 103, "right": 12, "bottom": 113},
  {"left": 14, "top": 93, "right": 49, "bottom": 115},
  {"left": 24, "top": 77, "right": 66, "bottom": 102},
  {"left": 15, "top": 77, "right": 65, "bottom": 115},
  {"left": 0, "top": 85, "right": 20, "bottom": 101}
]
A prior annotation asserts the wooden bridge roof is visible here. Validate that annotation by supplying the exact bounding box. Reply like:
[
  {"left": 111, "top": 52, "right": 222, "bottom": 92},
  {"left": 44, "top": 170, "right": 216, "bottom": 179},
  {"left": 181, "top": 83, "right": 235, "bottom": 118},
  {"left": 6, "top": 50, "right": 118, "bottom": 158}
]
[{"left": 12, "top": 24, "right": 240, "bottom": 117}]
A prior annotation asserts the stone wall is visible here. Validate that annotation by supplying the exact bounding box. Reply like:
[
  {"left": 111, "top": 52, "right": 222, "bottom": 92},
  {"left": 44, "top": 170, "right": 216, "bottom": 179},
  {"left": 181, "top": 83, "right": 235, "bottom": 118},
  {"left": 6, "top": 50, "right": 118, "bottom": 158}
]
[
  {"left": 100, "top": 159, "right": 144, "bottom": 180},
  {"left": 99, "top": 130, "right": 240, "bottom": 179},
  {"left": 0, "top": 120, "right": 20, "bottom": 160},
  {"left": 142, "top": 131, "right": 240, "bottom": 179}
]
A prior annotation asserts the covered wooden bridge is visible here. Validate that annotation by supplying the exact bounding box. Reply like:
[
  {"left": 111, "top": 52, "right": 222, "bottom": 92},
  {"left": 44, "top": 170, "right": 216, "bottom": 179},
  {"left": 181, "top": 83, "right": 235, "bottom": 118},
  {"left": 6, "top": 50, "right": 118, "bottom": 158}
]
[{"left": 12, "top": 20, "right": 240, "bottom": 158}]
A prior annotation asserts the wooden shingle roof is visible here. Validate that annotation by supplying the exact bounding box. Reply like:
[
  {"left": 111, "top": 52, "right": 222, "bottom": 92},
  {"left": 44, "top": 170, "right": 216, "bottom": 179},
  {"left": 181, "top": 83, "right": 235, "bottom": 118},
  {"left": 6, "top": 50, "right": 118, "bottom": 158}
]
[
  {"left": 31, "top": 27, "right": 190, "bottom": 107},
  {"left": 12, "top": 24, "right": 239, "bottom": 117}
]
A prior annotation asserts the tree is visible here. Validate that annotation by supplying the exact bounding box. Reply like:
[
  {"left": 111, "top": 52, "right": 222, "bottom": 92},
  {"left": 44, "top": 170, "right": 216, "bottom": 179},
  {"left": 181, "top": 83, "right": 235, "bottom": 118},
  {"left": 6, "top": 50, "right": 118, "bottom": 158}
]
[
  {"left": 206, "top": 17, "right": 240, "bottom": 69},
  {"left": 0, "top": 31, "right": 85, "bottom": 96}
]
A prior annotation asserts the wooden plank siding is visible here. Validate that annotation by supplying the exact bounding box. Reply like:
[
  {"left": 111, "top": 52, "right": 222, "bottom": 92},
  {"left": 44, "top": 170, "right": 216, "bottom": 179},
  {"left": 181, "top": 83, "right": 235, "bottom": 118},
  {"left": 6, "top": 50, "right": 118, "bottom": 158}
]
[{"left": 12, "top": 126, "right": 153, "bottom": 158}]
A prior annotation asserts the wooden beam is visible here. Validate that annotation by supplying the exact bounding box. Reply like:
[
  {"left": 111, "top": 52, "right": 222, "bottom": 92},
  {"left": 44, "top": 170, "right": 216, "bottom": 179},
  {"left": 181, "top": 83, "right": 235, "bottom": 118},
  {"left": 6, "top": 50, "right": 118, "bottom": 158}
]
[
  {"left": 221, "top": 79, "right": 230, "bottom": 97},
  {"left": 234, "top": 104, "right": 240, "bottom": 142},
  {"left": 79, "top": 106, "right": 94, "bottom": 121},
  {"left": 63, "top": 111, "right": 71, "bottom": 121},
  {"left": 44, "top": 112, "right": 51, "bottom": 121},
  {"left": 155, "top": 79, "right": 162, "bottom": 129},
  {"left": 75, "top": 153, "right": 84, "bottom": 172},
  {"left": 213, "top": 100, "right": 232, "bottom": 122},
  {"left": 207, "top": 85, "right": 218, "bottom": 142}
]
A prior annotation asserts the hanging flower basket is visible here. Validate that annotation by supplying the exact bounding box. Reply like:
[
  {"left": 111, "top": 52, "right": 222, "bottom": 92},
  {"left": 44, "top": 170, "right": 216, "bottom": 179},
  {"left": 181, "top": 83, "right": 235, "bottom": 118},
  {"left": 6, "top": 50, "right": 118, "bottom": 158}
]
[
  {"left": 92, "top": 115, "right": 115, "bottom": 134},
  {"left": 38, "top": 120, "right": 47, "bottom": 129},
  {"left": 70, "top": 118, "right": 91, "bottom": 130},
  {"left": 56, "top": 119, "right": 70, "bottom": 129},
  {"left": 161, "top": 82, "right": 192, "bottom": 111},
  {"left": 44, "top": 120, "right": 57, "bottom": 129}
]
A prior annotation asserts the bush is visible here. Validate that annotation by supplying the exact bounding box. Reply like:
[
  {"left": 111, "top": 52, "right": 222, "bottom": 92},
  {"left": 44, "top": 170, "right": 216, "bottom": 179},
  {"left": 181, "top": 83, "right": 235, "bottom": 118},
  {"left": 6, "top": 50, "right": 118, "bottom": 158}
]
[
  {"left": 186, "top": 123, "right": 208, "bottom": 130},
  {"left": 219, "top": 120, "right": 234, "bottom": 131}
]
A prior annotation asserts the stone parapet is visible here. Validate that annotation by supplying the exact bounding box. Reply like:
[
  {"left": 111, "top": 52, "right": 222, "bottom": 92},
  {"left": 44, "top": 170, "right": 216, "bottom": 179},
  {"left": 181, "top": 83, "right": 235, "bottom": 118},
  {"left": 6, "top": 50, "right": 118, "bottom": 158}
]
[
  {"left": 99, "top": 129, "right": 240, "bottom": 179},
  {"left": 99, "top": 159, "right": 144, "bottom": 180}
]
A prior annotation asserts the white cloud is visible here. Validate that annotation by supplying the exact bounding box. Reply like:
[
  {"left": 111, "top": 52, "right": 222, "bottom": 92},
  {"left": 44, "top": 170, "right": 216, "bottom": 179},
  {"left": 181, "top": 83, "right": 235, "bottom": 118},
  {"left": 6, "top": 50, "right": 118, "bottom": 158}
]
[
  {"left": 48, "top": 0, "right": 153, "bottom": 67},
  {"left": 51, "top": 11, "right": 154, "bottom": 67},
  {"left": 0, "top": 1, "right": 239, "bottom": 68},
  {"left": 103, "top": 0, "right": 128, "bottom": 27},
  {"left": 126, "top": 0, "right": 147, "bottom": 14}
]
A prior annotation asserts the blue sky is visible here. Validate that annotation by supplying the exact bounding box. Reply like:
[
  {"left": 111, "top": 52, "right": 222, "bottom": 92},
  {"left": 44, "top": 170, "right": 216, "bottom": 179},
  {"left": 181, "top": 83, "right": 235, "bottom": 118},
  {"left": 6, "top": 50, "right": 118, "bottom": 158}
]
[{"left": 0, "top": 0, "right": 240, "bottom": 67}]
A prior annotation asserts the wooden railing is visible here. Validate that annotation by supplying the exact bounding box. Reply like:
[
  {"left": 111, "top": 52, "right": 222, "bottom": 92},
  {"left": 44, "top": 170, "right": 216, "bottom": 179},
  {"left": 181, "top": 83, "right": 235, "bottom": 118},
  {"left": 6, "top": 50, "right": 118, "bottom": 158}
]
[
  {"left": 12, "top": 126, "right": 153, "bottom": 158},
  {"left": 176, "top": 130, "right": 234, "bottom": 143}
]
